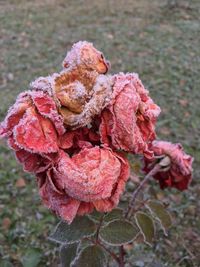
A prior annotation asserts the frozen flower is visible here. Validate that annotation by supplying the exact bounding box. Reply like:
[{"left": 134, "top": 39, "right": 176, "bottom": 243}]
[
  {"left": 62, "top": 41, "right": 110, "bottom": 74},
  {"left": 55, "top": 75, "right": 113, "bottom": 129},
  {"left": 0, "top": 90, "right": 65, "bottom": 154},
  {"left": 52, "top": 41, "right": 112, "bottom": 128},
  {"left": 37, "top": 146, "right": 130, "bottom": 223},
  {"left": 100, "top": 73, "right": 161, "bottom": 157},
  {"left": 143, "top": 140, "right": 193, "bottom": 190}
]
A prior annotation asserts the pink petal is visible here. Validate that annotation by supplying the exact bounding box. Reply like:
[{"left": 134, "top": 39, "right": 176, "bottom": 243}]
[
  {"left": 77, "top": 202, "right": 94, "bottom": 216},
  {"left": 144, "top": 140, "right": 193, "bottom": 191},
  {"left": 38, "top": 176, "right": 80, "bottom": 224},
  {"left": 14, "top": 107, "right": 59, "bottom": 153},
  {"left": 15, "top": 149, "right": 52, "bottom": 173},
  {"left": 31, "top": 90, "right": 65, "bottom": 135},
  {"left": 0, "top": 92, "right": 31, "bottom": 138},
  {"left": 100, "top": 73, "right": 161, "bottom": 157}
]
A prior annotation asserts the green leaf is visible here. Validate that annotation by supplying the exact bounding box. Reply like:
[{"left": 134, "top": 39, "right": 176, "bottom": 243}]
[
  {"left": 99, "top": 219, "right": 139, "bottom": 246},
  {"left": 135, "top": 212, "right": 155, "bottom": 246},
  {"left": 21, "top": 248, "right": 42, "bottom": 267},
  {"left": 71, "top": 245, "right": 106, "bottom": 267},
  {"left": 49, "top": 216, "right": 96, "bottom": 244},
  {"left": 88, "top": 210, "right": 104, "bottom": 222},
  {"left": 78, "top": 239, "right": 92, "bottom": 252},
  {"left": 104, "top": 208, "right": 123, "bottom": 223},
  {"left": 146, "top": 200, "right": 172, "bottom": 235},
  {"left": 60, "top": 243, "right": 78, "bottom": 267}
]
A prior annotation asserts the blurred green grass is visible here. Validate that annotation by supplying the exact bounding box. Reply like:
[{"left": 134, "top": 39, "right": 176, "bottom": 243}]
[{"left": 0, "top": 0, "right": 200, "bottom": 266}]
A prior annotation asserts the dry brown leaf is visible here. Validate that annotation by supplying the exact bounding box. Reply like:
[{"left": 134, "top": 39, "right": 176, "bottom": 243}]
[
  {"left": 179, "top": 99, "right": 189, "bottom": 107},
  {"left": 15, "top": 177, "right": 26, "bottom": 188},
  {"left": 2, "top": 217, "right": 11, "bottom": 230},
  {"left": 159, "top": 127, "right": 171, "bottom": 136}
]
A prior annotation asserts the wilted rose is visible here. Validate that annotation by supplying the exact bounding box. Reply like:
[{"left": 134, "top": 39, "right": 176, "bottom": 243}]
[
  {"left": 52, "top": 41, "right": 112, "bottom": 128},
  {"left": 37, "top": 146, "right": 130, "bottom": 223},
  {"left": 100, "top": 73, "right": 161, "bottom": 157},
  {"left": 0, "top": 90, "right": 65, "bottom": 154},
  {"left": 144, "top": 141, "right": 193, "bottom": 190}
]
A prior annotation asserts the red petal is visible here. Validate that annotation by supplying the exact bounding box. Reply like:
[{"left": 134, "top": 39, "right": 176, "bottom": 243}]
[
  {"left": 15, "top": 149, "right": 52, "bottom": 173},
  {"left": 0, "top": 93, "right": 31, "bottom": 138},
  {"left": 39, "top": 177, "right": 80, "bottom": 224},
  {"left": 31, "top": 91, "right": 65, "bottom": 135},
  {"left": 14, "top": 107, "right": 58, "bottom": 153}
]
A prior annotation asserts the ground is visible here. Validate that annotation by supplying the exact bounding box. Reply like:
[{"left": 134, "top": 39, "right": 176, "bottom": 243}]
[{"left": 0, "top": 0, "right": 200, "bottom": 266}]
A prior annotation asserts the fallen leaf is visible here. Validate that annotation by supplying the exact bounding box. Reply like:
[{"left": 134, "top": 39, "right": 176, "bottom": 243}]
[
  {"left": 184, "top": 111, "right": 190, "bottom": 118},
  {"left": 179, "top": 79, "right": 186, "bottom": 86},
  {"left": 15, "top": 178, "right": 26, "bottom": 188},
  {"left": 159, "top": 127, "right": 171, "bottom": 136},
  {"left": 179, "top": 99, "right": 188, "bottom": 107},
  {"left": 2, "top": 217, "right": 11, "bottom": 230}
]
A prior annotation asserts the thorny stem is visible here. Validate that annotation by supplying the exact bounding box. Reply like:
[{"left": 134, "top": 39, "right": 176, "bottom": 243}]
[{"left": 125, "top": 163, "right": 161, "bottom": 219}]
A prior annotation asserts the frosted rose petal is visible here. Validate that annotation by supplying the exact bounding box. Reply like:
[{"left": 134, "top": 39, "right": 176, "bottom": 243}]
[
  {"left": 31, "top": 90, "right": 65, "bottom": 135},
  {"left": 14, "top": 107, "right": 58, "bottom": 153},
  {"left": 100, "top": 73, "right": 161, "bottom": 157},
  {"left": 144, "top": 141, "right": 193, "bottom": 191},
  {"left": 38, "top": 176, "right": 80, "bottom": 223},
  {"left": 0, "top": 92, "right": 31, "bottom": 138}
]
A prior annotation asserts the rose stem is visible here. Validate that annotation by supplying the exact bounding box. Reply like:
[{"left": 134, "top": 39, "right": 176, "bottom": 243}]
[{"left": 125, "top": 163, "right": 161, "bottom": 219}]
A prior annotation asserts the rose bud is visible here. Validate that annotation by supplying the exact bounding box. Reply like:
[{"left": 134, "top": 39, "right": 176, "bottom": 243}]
[{"left": 143, "top": 140, "right": 193, "bottom": 190}]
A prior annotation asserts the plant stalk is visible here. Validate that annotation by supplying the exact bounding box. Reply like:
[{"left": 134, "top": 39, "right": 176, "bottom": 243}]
[
  {"left": 119, "top": 245, "right": 125, "bottom": 267},
  {"left": 125, "top": 163, "right": 161, "bottom": 218}
]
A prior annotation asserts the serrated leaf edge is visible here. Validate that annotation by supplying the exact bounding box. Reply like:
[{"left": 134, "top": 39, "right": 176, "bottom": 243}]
[
  {"left": 134, "top": 212, "right": 155, "bottom": 247},
  {"left": 145, "top": 201, "right": 172, "bottom": 236},
  {"left": 99, "top": 219, "right": 139, "bottom": 247}
]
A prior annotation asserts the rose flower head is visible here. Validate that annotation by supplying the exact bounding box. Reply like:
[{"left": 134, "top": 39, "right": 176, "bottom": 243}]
[
  {"left": 52, "top": 41, "right": 112, "bottom": 128},
  {"left": 100, "top": 73, "right": 161, "bottom": 158},
  {"left": 0, "top": 90, "right": 65, "bottom": 154},
  {"left": 144, "top": 140, "right": 193, "bottom": 190},
  {"left": 37, "top": 146, "right": 130, "bottom": 223}
]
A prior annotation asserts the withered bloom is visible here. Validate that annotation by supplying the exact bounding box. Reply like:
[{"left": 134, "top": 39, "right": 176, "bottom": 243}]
[
  {"left": 37, "top": 147, "right": 130, "bottom": 223},
  {"left": 100, "top": 73, "right": 161, "bottom": 157},
  {"left": 0, "top": 90, "right": 65, "bottom": 154},
  {"left": 144, "top": 141, "right": 193, "bottom": 190},
  {"left": 53, "top": 41, "right": 112, "bottom": 128}
]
